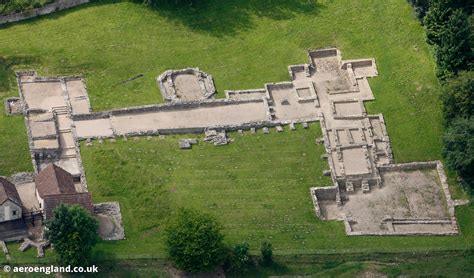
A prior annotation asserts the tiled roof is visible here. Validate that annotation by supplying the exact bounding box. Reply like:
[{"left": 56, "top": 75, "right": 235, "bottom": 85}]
[
  {"left": 0, "top": 177, "right": 21, "bottom": 206},
  {"left": 35, "top": 164, "right": 76, "bottom": 198},
  {"left": 43, "top": 192, "right": 94, "bottom": 220}
]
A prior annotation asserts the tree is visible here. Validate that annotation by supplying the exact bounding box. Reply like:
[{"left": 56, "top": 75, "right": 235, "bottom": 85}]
[
  {"left": 45, "top": 204, "right": 99, "bottom": 267},
  {"left": 435, "top": 8, "right": 472, "bottom": 79},
  {"left": 424, "top": 0, "right": 454, "bottom": 45},
  {"left": 442, "top": 118, "right": 474, "bottom": 189},
  {"left": 260, "top": 240, "right": 273, "bottom": 266},
  {"left": 165, "top": 208, "right": 225, "bottom": 273},
  {"left": 441, "top": 71, "right": 474, "bottom": 125},
  {"left": 407, "top": 0, "right": 432, "bottom": 20}
]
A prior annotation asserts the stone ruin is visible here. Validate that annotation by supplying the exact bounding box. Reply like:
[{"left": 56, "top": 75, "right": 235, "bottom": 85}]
[
  {"left": 8, "top": 48, "right": 465, "bottom": 236},
  {"left": 157, "top": 68, "right": 216, "bottom": 102},
  {"left": 4, "top": 97, "right": 22, "bottom": 115},
  {"left": 204, "top": 129, "right": 230, "bottom": 146}
]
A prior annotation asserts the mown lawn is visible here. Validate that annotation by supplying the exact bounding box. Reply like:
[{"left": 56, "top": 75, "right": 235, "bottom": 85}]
[
  {"left": 0, "top": 0, "right": 446, "bottom": 164},
  {"left": 0, "top": 0, "right": 472, "bottom": 262},
  {"left": 81, "top": 127, "right": 334, "bottom": 258},
  {"left": 81, "top": 129, "right": 473, "bottom": 259},
  {"left": 0, "top": 59, "right": 31, "bottom": 175}
]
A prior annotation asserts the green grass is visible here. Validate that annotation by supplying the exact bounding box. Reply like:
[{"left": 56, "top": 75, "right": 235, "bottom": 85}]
[
  {"left": 42, "top": 251, "right": 473, "bottom": 277},
  {"left": 0, "top": 0, "right": 447, "bottom": 164},
  {"left": 79, "top": 129, "right": 474, "bottom": 259},
  {"left": 0, "top": 0, "right": 472, "bottom": 263},
  {"left": 81, "top": 127, "right": 334, "bottom": 258},
  {"left": 0, "top": 58, "right": 32, "bottom": 176}
]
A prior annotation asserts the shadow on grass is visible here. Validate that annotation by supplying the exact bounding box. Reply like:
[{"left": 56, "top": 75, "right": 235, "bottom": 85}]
[
  {"left": 226, "top": 260, "right": 290, "bottom": 278},
  {"left": 0, "top": 56, "right": 41, "bottom": 92},
  {"left": 149, "top": 0, "right": 324, "bottom": 37},
  {"left": 0, "top": 0, "right": 324, "bottom": 37}
]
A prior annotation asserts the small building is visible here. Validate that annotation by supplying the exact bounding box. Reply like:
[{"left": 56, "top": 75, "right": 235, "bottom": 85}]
[
  {"left": 35, "top": 164, "right": 93, "bottom": 220},
  {"left": 0, "top": 177, "right": 23, "bottom": 222}
]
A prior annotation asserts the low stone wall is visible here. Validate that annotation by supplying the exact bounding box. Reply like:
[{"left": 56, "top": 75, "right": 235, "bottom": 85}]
[
  {"left": 341, "top": 59, "right": 373, "bottom": 69},
  {"left": 157, "top": 68, "right": 216, "bottom": 102},
  {"left": 94, "top": 202, "right": 125, "bottom": 241},
  {"left": 72, "top": 98, "right": 269, "bottom": 121},
  {"left": 377, "top": 161, "right": 438, "bottom": 172},
  {"left": 310, "top": 186, "right": 339, "bottom": 219},
  {"left": 7, "top": 172, "right": 35, "bottom": 184},
  {"left": 77, "top": 118, "right": 319, "bottom": 140},
  {"left": 225, "top": 88, "right": 266, "bottom": 100},
  {"left": 308, "top": 48, "right": 338, "bottom": 61},
  {"left": 4, "top": 97, "right": 21, "bottom": 116},
  {"left": 0, "top": 0, "right": 90, "bottom": 25},
  {"left": 341, "top": 160, "right": 460, "bottom": 236}
]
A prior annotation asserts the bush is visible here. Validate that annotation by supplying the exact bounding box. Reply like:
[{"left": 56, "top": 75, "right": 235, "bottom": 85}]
[
  {"left": 45, "top": 204, "right": 99, "bottom": 267},
  {"left": 260, "top": 240, "right": 273, "bottom": 266},
  {"left": 441, "top": 71, "right": 474, "bottom": 125},
  {"left": 442, "top": 118, "right": 474, "bottom": 189},
  {"left": 164, "top": 208, "right": 225, "bottom": 273},
  {"left": 224, "top": 242, "right": 252, "bottom": 273}
]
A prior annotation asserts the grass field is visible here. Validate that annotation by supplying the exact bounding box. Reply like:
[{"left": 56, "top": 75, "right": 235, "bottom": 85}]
[
  {"left": 80, "top": 130, "right": 474, "bottom": 259},
  {"left": 82, "top": 127, "right": 335, "bottom": 258},
  {"left": 0, "top": 0, "right": 446, "bottom": 166},
  {"left": 0, "top": 0, "right": 473, "bottom": 264},
  {"left": 0, "top": 59, "right": 31, "bottom": 175},
  {"left": 80, "top": 250, "right": 474, "bottom": 277}
]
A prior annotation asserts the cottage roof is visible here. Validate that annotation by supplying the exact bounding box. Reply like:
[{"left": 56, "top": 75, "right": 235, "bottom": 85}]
[
  {"left": 43, "top": 192, "right": 94, "bottom": 220},
  {"left": 0, "top": 177, "right": 22, "bottom": 206},
  {"left": 35, "top": 164, "right": 76, "bottom": 198}
]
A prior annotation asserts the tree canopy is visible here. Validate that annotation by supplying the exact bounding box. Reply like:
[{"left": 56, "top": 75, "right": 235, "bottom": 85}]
[
  {"left": 434, "top": 8, "right": 472, "bottom": 79},
  {"left": 442, "top": 117, "right": 474, "bottom": 189},
  {"left": 165, "top": 208, "right": 225, "bottom": 273},
  {"left": 441, "top": 71, "right": 474, "bottom": 124},
  {"left": 45, "top": 204, "right": 99, "bottom": 267}
]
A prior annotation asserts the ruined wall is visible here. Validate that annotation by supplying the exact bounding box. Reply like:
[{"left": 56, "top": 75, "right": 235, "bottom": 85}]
[{"left": 0, "top": 0, "right": 90, "bottom": 25}]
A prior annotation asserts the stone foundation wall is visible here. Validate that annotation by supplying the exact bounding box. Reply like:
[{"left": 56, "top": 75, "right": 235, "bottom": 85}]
[
  {"left": 377, "top": 161, "right": 437, "bottom": 172},
  {"left": 0, "top": 0, "right": 90, "bottom": 25},
  {"left": 157, "top": 68, "right": 216, "bottom": 101},
  {"left": 308, "top": 48, "right": 338, "bottom": 60},
  {"left": 310, "top": 186, "right": 339, "bottom": 219},
  {"left": 341, "top": 161, "right": 460, "bottom": 236}
]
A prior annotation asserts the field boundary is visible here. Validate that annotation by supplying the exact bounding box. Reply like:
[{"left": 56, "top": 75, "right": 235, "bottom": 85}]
[{"left": 0, "top": 0, "right": 90, "bottom": 25}]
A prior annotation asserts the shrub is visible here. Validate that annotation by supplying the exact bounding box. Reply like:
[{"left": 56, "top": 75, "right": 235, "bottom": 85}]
[
  {"left": 164, "top": 208, "right": 225, "bottom": 273},
  {"left": 260, "top": 240, "right": 273, "bottom": 266},
  {"left": 442, "top": 117, "right": 474, "bottom": 189},
  {"left": 224, "top": 242, "right": 252, "bottom": 273},
  {"left": 45, "top": 204, "right": 99, "bottom": 267}
]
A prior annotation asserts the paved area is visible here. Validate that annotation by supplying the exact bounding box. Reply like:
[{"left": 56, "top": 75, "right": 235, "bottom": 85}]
[{"left": 12, "top": 48, "right": 460, "bottom": 235}]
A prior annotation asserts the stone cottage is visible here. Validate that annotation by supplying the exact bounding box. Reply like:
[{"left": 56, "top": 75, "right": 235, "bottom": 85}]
[
  {"left": 0, "top": 177, "right": 22, "bottom": 222},
  {"left": 35, "top": 164, "right": 93, "bottom": 220}
]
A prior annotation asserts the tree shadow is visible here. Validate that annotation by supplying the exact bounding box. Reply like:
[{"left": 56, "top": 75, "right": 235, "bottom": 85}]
[
  {"left": 149, "top": 0, "right": 324, "bottom": 37},
  {"left": 0, "top": 56, "right": 41, "bottom": 92},
  {"left": 0, "top": 0, "right": 323, "bottom": 37}
]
